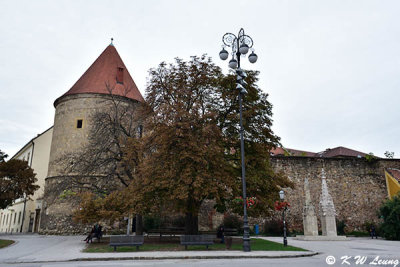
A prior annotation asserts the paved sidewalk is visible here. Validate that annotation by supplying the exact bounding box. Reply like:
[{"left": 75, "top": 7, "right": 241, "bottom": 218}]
[{"left": 0, "top": 235, "right": 316, "bottom": 264}]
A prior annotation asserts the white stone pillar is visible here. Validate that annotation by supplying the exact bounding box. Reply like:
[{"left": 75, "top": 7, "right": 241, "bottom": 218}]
[
  {"left": 303, "top": 178, "right": 318, "bottom": 236},
  {"left": 319, "top": 168, "right": 337, "bottom": 237}
]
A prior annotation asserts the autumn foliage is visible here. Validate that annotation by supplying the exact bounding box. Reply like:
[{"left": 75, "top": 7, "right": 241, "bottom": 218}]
[
  {"left": 73, "top": 56, "right": 293, "bottom": 233},
  {"left": 274, "top": 201, "right": 290, "bottom": 211},
  {"left": 0, "top": 152, "right": 39, "bottom": 209}
]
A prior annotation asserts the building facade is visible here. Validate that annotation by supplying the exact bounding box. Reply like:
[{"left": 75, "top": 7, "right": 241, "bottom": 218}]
[{"left": 0, "top": 127, "right": 53, "bottom": 233}]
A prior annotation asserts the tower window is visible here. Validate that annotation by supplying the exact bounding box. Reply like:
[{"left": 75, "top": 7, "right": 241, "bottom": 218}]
[
  {"left": 76, "top": 119, "right": 83, "bottom": 129},
  {"left": 116, "top": 67, "right": 124, "bottom": 84}
]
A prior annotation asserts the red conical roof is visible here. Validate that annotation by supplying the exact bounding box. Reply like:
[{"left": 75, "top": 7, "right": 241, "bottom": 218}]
[{"left": 55, "top": 44, "right": 144, "bottom": 106}]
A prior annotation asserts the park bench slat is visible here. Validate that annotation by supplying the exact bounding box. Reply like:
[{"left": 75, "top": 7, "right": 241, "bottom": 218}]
[
  {"left": 109, "top": 235, "right": 144, "bottom": 251},
  {"left": 180, "top": 235, "right": 214, "bottom": 250}
]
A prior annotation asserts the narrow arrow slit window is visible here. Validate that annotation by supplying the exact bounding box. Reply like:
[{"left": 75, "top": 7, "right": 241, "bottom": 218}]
[{"left": 76, "top": 119, "right": 83, "bottom": 129}]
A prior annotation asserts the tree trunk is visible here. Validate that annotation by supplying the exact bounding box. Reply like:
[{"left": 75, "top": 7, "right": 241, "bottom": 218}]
[
  {"left": 136, "top": 214, "right": 143, "bottom": 235},
  {"left": 127, "top": 214, "right": 132, "bottom": 235},
  {"left": 185, "top": 212, "right": 199, "bottom": 235}
]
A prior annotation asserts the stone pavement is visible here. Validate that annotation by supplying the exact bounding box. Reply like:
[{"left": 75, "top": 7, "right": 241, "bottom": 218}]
[
  {"left": 1, "top": 234, "right": 399, "bottom": 265},
  {"left": 0, "top": 235, "right": 315, "bottom": 264}
]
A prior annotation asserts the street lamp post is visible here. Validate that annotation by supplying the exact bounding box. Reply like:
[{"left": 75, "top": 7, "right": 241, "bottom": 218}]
[
  {"left": 279, "top": 190, "right": 288, "bottom": 247},
  {"left": 219, "top": 28, "right": 258, "bottom": 252}
]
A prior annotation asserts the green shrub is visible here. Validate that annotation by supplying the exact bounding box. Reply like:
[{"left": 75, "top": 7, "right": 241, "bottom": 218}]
[
  {"left": 336, "top": 219, "right": 346, "bottom": 235},
  {"left": 143, "top": 216, "right": 162, "bottom": 231},
  {"left": 223, "top": 214, "right": 242, "bottom": 232},
  {"left": 172, "top": 216, "right": 186, "bottom": 228},
  {"left": 263, "top": 219, "right": 283, "bottom": 236},
  {"left": 288, "top": 229, "right": 304, "bottom": 237},
  {"left": 110, "top": 229, "right": 125, "bottom": 235},
  {"left": 346, "top": 231, "right": 370, "bottom": 237},
  {"left": 379, "top": 193, "right": 400, "bottom": 240}
]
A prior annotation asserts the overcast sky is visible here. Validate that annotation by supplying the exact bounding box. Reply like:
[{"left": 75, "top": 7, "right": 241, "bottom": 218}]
[{"left": 1, "top": 0, "right": 399, "bottom": 158}]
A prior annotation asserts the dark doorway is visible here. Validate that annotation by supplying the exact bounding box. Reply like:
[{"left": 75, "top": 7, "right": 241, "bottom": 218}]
[
  {"left": 28, "top": 215, "right": 34, "bottom": 232},
  {"left": 34, "top": 209, "right": 40, "bottom": 232}
]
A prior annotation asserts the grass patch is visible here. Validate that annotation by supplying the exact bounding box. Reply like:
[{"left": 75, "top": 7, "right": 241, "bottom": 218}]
[
  {"left": 0, "top": 239, "right": 14, "bottom": 249},
  {"left": 231, "top": 238, "right": 306, "bottom": 251},
  {"left": 346, "top": 231, "right": 371, "bottom": 237},
  {"left": 84, "top": 237, "right": 306, "bottom": 252}
]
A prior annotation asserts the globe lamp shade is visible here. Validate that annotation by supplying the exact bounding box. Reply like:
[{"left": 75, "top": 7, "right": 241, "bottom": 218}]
[
  {"left": 219, "top": 48, "right": 229, "bottom": 60},
  {"left": 239, "top": 43, "right": 249, "bottom": 54},
  {"left": 248, "top": 51, "right": 258, "bottom": 63},
  {"left": 229, "top": 58, "right": 238, "bottom": 69}
]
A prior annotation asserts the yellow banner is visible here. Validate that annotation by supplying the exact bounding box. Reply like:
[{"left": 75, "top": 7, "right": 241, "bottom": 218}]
[{"left": 385, "top": 170, "right": 400, "bottom": 199}]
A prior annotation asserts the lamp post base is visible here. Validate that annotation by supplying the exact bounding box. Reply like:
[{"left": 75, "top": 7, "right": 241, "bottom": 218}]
[{"left": 243, "top": 237, "right": 251, "bottom": 252}]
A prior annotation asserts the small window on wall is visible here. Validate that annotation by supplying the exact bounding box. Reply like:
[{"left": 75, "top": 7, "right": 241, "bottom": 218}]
[
  {"left": 18, "top": 212, "right": 21, "bottom": 224},
  {"left": 76, "top": 119, "right": 83, "bottom": 129},
  {"left": 116, "top": 67, "right": 124, "bottom": 84}
]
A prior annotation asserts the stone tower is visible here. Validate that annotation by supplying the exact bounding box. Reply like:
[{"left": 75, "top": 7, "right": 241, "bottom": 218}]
[
  {"left": 40, "top": 42, "right": 144, "bottom": 234},
  {"left": 303, "top": 177, "right": 318, "bottom": 236}
]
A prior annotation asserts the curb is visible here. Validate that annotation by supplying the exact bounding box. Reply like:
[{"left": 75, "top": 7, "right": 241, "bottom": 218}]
[
  {"left": 3, "top": 251, "right": 318, "bottom": 264},
  {"left": 72, "top": 252, "right": 319, "bottom": 261}
]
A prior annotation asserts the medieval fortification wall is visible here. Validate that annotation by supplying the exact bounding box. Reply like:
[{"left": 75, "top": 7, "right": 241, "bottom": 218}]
[
  {"left": 268, "top": 156, "right": 399, "bottom": 232},
  {"left": 41, "top": 154, "right": 398, "bottom": 234}
]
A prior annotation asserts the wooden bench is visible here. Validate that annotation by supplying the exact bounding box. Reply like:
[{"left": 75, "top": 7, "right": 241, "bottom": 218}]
[
  {"left": 180, "top": 235, "right": 214, "bottom": 250},
  {"left": 224, "top": 228, "right": 238, "bottom": 236},
  {"left": 109, "top": 235, "right": 144, "bottom": 251},
  {"left": 147, "top": 228, "right": 185, "bottom": 238}
]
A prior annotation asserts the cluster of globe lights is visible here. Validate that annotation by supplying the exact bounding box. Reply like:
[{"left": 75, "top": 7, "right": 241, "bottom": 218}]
[{"left": 219, "top": 42, "right": 258, "bottom": 69}]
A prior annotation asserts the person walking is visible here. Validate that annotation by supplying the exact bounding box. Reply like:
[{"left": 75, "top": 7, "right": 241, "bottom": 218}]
[{"left": 370, "top": 225, "right": 377, "bottom": 239}]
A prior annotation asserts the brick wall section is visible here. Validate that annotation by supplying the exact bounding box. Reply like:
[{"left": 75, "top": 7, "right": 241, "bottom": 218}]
[{"left": 269, "top": 156, "right": 400, "bottom": 232}]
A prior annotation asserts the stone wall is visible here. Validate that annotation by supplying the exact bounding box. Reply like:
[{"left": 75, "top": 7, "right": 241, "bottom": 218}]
[
  {"left": 269, "top": 156, "right": 399, "bottom": 232},
  {"left": 39, "top": 176, "right": 88, "bottom": 234},
  {"left": 39, "top": 175, "right": 124, "bottom": 235},
  {"left": 48, "top": 93, "right": 140, "bottom": 177}
]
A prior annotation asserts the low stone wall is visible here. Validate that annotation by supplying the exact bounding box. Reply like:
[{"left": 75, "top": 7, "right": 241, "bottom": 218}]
[
  {"left": 39, "top": 176, "right": 88, "bottom": 234},
  {"left": 39, "top": 175, "right": 120, "bottom": 235}
]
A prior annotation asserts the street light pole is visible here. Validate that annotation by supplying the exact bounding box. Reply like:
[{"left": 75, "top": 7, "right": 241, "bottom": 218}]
[
  {"left": 283, "top": 207, "right": 288, "bottom": 246},
  {"left": 219, "top": 28, "right": 258, "bottom": 252},
  {"left": 279, "top": 190, "right": 288, "bottom": 246}
]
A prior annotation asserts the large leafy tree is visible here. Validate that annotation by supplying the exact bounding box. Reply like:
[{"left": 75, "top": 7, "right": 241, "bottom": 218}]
[
  {"left": 0, "top": 151, "right": 39, "bottom": 209},
  {"left": 73, "top": 56, "right": 292, "bottom": 234},
  {"left": 130, "top": 57, "right": 236, "bottom": 234},
  {"left": 128, "top": 56, "right": 292, "bottom": 233}
]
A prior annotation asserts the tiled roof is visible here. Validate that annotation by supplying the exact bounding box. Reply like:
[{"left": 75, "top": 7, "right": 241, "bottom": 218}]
[
  {"left": 55, "top": 44, "right": 144, "bottom": 106},
  {"left": 317, "top": 146, "right": 367, "bottom": 158},
  {"left": 270, "top": 147, "right": 286, "bottom": 156},
  {"left": 271, "top": 146, "right": 370, "bottom": 158}
]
